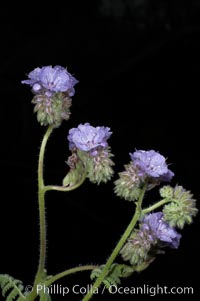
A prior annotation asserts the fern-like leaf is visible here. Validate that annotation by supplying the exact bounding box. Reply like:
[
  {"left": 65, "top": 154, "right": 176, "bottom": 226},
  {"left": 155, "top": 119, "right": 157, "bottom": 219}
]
[
  {"left": 0, "top": 274, "right": 25, "bottom": 301},
  {"left": 91, "top": 264, "right": 134, "bottom": 290}
]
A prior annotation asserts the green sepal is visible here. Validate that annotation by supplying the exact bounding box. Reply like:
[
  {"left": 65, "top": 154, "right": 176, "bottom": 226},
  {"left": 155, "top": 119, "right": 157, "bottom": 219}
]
[
  {"left": 114, "top": 162, "right": 141, "bottom": 202},
  {"left": 134, "top": 257, "right": 155, "bottom": 272},
  {"left": 78, "top": 148, "right": 114, "bottom": 185},
  {"left": 32, "top": 92, "right": 71, "bottom": 128},
  {"left": 63, "top": 161, "right": 85, "bottom": 187}
]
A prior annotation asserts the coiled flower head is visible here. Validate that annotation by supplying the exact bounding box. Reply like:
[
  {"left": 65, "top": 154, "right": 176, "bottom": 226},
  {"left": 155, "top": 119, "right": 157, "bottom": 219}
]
[
  {"left": 67, "top": 123, "right": 114, "bottom": 184},
  {"left": 22, "top": 65, "right": 78, "bottom": 127},
  {"left": 114, "top": 163, "right": 141, "bottom": 202},
  {"left": 114, "top": 150, "right": 174, "bottom": 202},
  {"left": 130, "top": 150, "right": 174, "bottom": 182},
  {"left": 120, "top": 212, "right": 181, "bottom": 267},
  {"left": 162, "top": 185, "right": 198, "bottom": 229},
  {"left": 142, "top": 212, "right": 181, "bottom": 248}
]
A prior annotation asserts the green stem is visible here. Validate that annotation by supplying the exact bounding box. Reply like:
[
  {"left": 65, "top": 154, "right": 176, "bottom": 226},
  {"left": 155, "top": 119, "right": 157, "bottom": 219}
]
[
  {"left": 142, "top": 198, "right": 172, "bottom": 215},
  {"left": 82, "top": 182, "right": 148, "bottom": 301},
  {"left": 44, "top": 172, "right": 87, "bottom": 193},
  {"left": 45, "top": 265, "right": 98, "bottom": 287},
  {"left": 35, "top": 126, "right": 53, "bottom": 282},
  {"left": 27, "top": 126, "right": 53, "bottom": 301},
  {"left": 27, "top": 126, "right": 88, "bottom": 301}
]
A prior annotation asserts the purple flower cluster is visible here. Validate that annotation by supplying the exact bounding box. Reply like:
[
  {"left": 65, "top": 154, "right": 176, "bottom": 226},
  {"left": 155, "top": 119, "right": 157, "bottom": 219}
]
[
  {"left": 130, "top": 150, "right": 174, "bottom": 182},
  {"left": 22, "top": 65, "right": 78, "bottom": 127},
  {"left": 120, "top": 211, "right": 181, "bottom": 266},
  {"left": 142, "top": 212, "right": 181, "bottom": 248},
  {"left": 67, "top": 123, "right": 114, "bottom": 184},
  {"left": 22, "top": 65, "right": 78, "bottom": 96},
  {"left": 68, "top": 123, "right": 112, "bottom": 154}
]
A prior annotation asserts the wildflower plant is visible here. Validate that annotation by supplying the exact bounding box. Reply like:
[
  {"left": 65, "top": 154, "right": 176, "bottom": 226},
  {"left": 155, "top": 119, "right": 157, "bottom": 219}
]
[{"left": 0, "top": 65, "right": 198, "bottom": 301}]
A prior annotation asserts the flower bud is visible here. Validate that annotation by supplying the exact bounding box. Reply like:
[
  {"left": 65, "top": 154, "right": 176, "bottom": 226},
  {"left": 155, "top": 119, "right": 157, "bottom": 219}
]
[
  {"left": 160, "top": 185, "right": 174, "bottom": 199},
  {"left": 163, "top": 185, "right": 198, "bottom": 229}
]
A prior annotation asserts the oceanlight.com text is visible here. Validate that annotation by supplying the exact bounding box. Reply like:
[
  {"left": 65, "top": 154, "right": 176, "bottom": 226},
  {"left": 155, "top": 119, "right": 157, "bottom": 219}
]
[{"left": 24, "top": 283, "right": 194, "bottom": 297}]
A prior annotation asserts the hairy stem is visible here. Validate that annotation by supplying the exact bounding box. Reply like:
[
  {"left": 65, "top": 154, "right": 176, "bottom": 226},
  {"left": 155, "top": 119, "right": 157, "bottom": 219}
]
[
  {"left": 142, "top": 198, "right": 172, "bottom": 214},
  {"left": 45, "top": 265, "right": 98, "bottom": 287},
  {"left": 82, "top": 182, "right": 148, "bottom": 301},
  {"left": 35, "top": 126, "right": 53, "bottom": 283},
  {"left": 44, "top": 171, "right": 87, "bottom": 193},
  {"left": 27, "top": 126, "right": 88, "bottom": 301}
]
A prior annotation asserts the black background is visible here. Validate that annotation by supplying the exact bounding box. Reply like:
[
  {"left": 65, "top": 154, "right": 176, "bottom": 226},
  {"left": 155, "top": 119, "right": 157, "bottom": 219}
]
[{"left": 0, "top": 1, "right": 200, "bottom": 300}]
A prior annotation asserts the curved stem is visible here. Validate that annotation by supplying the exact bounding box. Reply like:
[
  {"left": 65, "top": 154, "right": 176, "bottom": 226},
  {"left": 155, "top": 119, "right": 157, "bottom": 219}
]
[
  {"left": 35, "top": 126, "right": 53, "bottom": 282},
  {"left": 82, "top": 182, "right": 148, "bottom": 301},
  {"left": 45, "top": 265, "right": 98, "bottom": 287},
  {"left": 142, "top": 198, "right": 172, "bottom": 215},
  {"left": 44, "top": 172, "right": 87, "bottom": 193}
]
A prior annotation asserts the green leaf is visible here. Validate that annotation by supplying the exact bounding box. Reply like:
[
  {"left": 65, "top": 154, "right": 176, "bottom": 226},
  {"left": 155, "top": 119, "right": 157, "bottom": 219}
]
[
  {"left": 0, "top": 274, "right": 25, "bottom": 301},
  {"left": 91, "top": 264, "right": 134, "bottom": 290}
]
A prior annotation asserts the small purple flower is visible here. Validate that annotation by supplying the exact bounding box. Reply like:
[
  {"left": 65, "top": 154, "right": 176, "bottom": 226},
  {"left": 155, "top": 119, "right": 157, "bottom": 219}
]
[
  {"left": 142, "top": 212, "right": 181, "bottom": 248},
  {"left": 121, "top": 211, "right": 181, "bottom": 265},
  {"left": 130, "top": 150, "right": 174, "bottom": 181},
  {"left": 22, "top": 65, "right": 78, "bottom": 95},
  {"left": 68, "top": 123, "right": 112, "bottom": 152}
]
